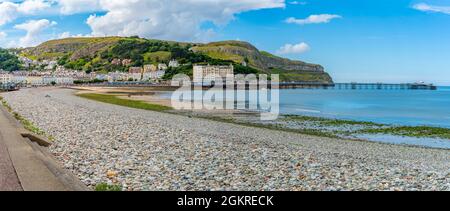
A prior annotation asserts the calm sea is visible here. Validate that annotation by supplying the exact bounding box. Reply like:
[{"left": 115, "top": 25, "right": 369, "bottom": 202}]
[
  {"left": 162, "top": 86, "right": 450, "bottom": 128},
  {"left": 280, "top": 86, "right": 450, "bottom": 128}
]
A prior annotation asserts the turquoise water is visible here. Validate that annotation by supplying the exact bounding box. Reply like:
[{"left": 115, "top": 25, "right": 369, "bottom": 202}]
[
  {"left": 163, "top": 86, "right": 450, "bottom": 128},
  {"left": 355, "top": 134, "right": 450, "bottom": 149},
  {"left": 162, "top": 87, "right": 450, "bottom": 148},
  {"left": 280, "top": 86, "right": 450, "bottom": 128}
]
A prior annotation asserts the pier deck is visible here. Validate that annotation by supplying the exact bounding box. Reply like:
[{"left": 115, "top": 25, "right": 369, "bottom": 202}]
[
  {"left": 73, "top": 81, "right": 438, "bottom": 90},
  {"left": 276, "top": 82, "right": 437, "bottom": 90}
]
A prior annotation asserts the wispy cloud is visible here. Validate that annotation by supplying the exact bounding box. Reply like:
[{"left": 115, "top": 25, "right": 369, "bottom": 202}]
[
  {"left": 0, "top": 31, "right": 6, "bottom": 39},
  {"left": 289, "top": 1, "right": 307, "bottom": 5},
  {"left": 286, "top": 14, "right": 342, "bottom": 25},
  {"left": 276, "top": 42, "right": 310, "bottom": 54},
  {"left": 0, "top": 0, "right": 52, "bottom": 26},
  {"left": 13, "top": 19, "right": 57, "bottom": 47},
  {"left": 412, "top": 3, "right": 450, "bottom": 15}
]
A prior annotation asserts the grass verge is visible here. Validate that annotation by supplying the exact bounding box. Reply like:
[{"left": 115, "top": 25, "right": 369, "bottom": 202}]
[
  {"left": 194, "top": 114, "right": 340, "bottom": 139},
  {"left": 283, "top": 115, "right": 383, "bottom": 127},
  {"left": 76, "top": 93, "right": 338, "bottom": 138},
  {"left": 94, "top": 183, "right": 122, "bottom": 191},
  {"left": 360, "top": 126, "right": 450, "bottom": 139},
  {"left": 1, "top": 96, "right": 54, "bottom": 141},
  {"left": 77, "top": 93, "right": 172, "bottom": 112},
  {"left": 0, "top": 96, "right": 12, "bottom": 112}
]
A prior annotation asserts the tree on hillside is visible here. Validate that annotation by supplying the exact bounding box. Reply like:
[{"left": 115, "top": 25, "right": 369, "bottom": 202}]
[{"left": 0, "top": 48, "right": 21, "bottom": 72}]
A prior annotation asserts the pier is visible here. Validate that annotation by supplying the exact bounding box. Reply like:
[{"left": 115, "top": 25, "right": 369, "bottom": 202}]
[
  {"left": 73, "top": 81, "right": 438, "bottom": 91},
  {"left": 277, "top": 82, "right": 437, "bottom": 90}
]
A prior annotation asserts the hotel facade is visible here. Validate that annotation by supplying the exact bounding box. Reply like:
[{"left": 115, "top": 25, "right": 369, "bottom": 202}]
[{"left": 193, "top": 64, "right": 234, "bottom": 83}]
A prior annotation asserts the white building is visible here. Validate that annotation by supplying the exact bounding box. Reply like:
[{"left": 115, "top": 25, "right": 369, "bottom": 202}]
[
  {"left": 55, "top": 77, "right": 74, "bottom": 85},
  {"left": 144, "top": 64, "right": 157, "bottom": 73},
  {"left": 142, "top": 64, "right": 166, "bottom": 81},
  {"left": 193, "top": 64, "right": 234, "bottom": 83},
  {"left": 19, "top": 57, "right": 33, "bottom": 68},
  {"left": 43, "top": 76, "right": 56, "bottom": 85},
  {"left": 0, "top": 73, "right": 13, "bottom": 84},
  {"left": 26, "top": 76, "right": 44, "bottom": 86},
  {"left": 95, "top": 74, "right": 109, "bottom": 81},
  {"left": 168, "top": 60, "right": 179, "bottom": 68},
  {"left": 44, "top": 61, "right": 58, "bottom": 70},
  {"left": 143, "top": 70, "right": 165, "bottom": 81},
  {"left": 42, "top": 76, "right": 74, "bottom": 85},
  {"left": 55, "top": 66, "right": 66, "bottom": 72},
  {"left": 128, "top": 67, "right": 143, "bottom": 81},
  {"left": 158, "top": 63, "right": 168, "bottom": 71},
  {"left": 12, "top": 75, "right": 27, "bottom": 84},
  {"left": 11, "top": 71, "right": 28, "bottom": 85},
  {"left": 107, "top": 72, "right": 128, "bottom": 82}
]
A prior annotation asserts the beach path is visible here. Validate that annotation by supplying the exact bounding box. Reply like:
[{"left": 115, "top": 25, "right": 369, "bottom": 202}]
[{"left": 0, "top": 108, "right": 22, "bottom": 191}]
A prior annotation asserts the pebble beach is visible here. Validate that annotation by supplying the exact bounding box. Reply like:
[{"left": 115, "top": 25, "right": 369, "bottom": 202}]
[{"left": 1, "top": 87, "right": 449, "bottom": 191}]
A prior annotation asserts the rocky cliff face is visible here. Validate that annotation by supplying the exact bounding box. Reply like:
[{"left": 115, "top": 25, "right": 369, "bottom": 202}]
[
  {"left": 192, "top": 41, "right": 325, "bottom": 73},
  {"left": 261, "top": 54, "right": 325, "bottom": 72},
  {"left": 191, "top": 41, "right": 333, "bottom": 83}
]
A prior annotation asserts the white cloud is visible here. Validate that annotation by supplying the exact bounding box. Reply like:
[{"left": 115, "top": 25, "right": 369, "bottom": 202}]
[
  {"left": 58, "top": 31, "right": 71, "bottom": 39},
  {"left": 286, "top": 14, "right": 342, "bottom": 25},
  {"left": 81, "top": 0, "right": 285, "bottom": 41},
  {"left": 0, "top": 1, "right": 18, "bottom": 25},
  {"left": 289, "top": 1, "right": 307, "bottom": 5},
  {"left": 412, "top": 3, "right": 450, "bottom": 15},
  {"left": 0, "top": 31, "right": 6, "bottom": 39},
  {"left": 2, "top": 0, "right": 286, "bottom": 46},
  {"left": 276, "top": 42, "right": 310, "bottom": 54},
  {"left": 58, "top": 0, "right": 102, "bottom": 15},
  {"left": 0, "top": 0, "right": 52, "bottom": 26},
  {"left": 17, "top": 0, "right": 52, "bottom": 14},
  {"left": 14, "top": 19, "right": 57, "bottom": 47},
  {"left": 57, "top": 31, "right": 90, "bottom": 39}
]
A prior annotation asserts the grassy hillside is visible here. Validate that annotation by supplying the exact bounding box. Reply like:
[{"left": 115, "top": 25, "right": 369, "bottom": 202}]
[
  {"left": 21, "top": 37, "right": 122, "bottom": 61},
  {"left": 20, "top": 37, "right": 333, "bottom": 83}
]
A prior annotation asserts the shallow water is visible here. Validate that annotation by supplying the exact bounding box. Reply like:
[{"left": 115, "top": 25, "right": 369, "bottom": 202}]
[
  {"left": 162, "top": 86, "right": 450, "bottom": 128},
  {"left": 157, "top": 87, "right": 450, "bottom": 149},
  {"left": 355, "top": 134, "right": 450, "bottom": 149},
  {"left": 280, "top": 86, "right": 450, "bottom": 128}
]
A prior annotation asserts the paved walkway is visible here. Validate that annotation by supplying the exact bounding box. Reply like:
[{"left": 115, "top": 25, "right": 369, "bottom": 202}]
[
  {"left": 0, "top": 142, "right": 22, "bottom": 191},
  {"left": 0, "top": 103, "right": 89, "bottom": 191},
  {"left": 0, "top": 120, "right": 22, "bottom": 191},
  {"left": 0, "top": 105, "right": 66, "bottom": 191}
]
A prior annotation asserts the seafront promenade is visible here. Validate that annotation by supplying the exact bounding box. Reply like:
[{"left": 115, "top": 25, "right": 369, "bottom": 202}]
[
  {"left": 0, "top": 110, "right": 22, "bottom": 191},
  {"left": 1, "top": 87, "right": 449, "bottom": 191},
  {"left": 0, "top": 102, "right": 88, "bottom": 191}
]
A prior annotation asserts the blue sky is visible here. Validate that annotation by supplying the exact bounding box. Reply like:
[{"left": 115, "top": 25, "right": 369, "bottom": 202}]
[{"left": 1, "top": 0, "right": 450, "bottom": 85}]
